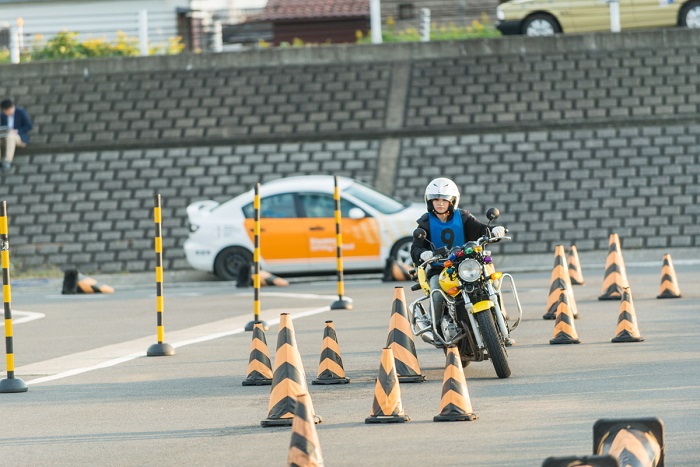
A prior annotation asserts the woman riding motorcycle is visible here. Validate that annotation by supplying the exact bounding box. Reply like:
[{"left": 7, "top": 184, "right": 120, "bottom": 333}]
[{"left": 410, "top": 178, "right": 505, "bottom": 340}]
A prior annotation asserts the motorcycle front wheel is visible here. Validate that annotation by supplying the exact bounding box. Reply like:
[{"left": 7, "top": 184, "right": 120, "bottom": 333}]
[{"left": 476, "top": 309, "right": 511, "bottom": 378}]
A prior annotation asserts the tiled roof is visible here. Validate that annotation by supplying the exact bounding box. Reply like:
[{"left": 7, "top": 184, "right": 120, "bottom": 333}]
[{"left": 253, "top": 0, "right": 369, "bottom": 21}]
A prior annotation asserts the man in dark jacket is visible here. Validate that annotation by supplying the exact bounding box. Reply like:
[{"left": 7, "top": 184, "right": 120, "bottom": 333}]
[
  {"left": 0, "top": 99, "right": 32, "bottom": 173},
  {"left": 410, "top": 177, "right": 505, "bottom": 339}
]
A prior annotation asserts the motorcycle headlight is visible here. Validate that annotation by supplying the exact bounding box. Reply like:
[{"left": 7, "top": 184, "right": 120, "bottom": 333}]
[{"left": 457, "top": 259, "right": 481, "bottom": 282}]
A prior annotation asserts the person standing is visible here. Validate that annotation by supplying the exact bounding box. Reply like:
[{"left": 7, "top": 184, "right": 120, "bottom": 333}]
[{"left": 0, "top": 99, "right": 32, "bottom": 173}]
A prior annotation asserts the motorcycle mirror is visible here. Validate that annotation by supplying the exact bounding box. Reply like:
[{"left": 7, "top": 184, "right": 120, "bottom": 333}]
[
  {"left": 486, "top": 207, "right": 500, "bottom": 221},
  {"left": 413, "top": 228, "right": 427, "bottom": 240}
]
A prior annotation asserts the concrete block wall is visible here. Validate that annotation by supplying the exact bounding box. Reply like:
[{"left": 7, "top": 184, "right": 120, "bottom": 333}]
[{"left": 1, "top": 28, "right": 700, "bottom": 274}]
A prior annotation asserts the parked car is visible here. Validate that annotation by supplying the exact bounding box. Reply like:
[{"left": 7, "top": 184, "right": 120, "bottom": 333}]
[
  {"left": 496, "top": 0, "right": 700, "bottom": 36},
  {"left": 183, "top": 176, "right": 424, "bottom": 280}
]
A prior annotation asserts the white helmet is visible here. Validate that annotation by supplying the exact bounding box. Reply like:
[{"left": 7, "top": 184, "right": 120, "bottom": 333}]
[{"left": 424, "top": 177, "right": 460, "bottom": 213}]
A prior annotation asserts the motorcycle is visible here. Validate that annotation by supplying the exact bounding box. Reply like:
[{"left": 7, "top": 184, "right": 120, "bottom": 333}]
[{"left": 408, "top": 208, "right": 523, "bottom": 378}]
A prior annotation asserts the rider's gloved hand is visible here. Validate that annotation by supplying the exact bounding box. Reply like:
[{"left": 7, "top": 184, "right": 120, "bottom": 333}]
[
  {"left": 492, "top": 226, "right": 506, "bottom": 238},
  {"left": 420, "top": 250, "right": 433, "bottom": 262}
]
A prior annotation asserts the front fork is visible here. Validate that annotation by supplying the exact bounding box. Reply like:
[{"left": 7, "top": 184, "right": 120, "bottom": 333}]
[{"left": 462, "top": 279, "right": 515, "bottom": 349}]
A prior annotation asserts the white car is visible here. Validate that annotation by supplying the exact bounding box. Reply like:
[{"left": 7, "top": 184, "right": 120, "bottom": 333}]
[{"left": 183, "top": 176, "right": 424, "bottom": 280}]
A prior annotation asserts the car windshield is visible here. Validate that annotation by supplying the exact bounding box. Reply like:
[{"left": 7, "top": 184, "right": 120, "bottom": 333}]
[{"left": 343, "top": 182, "right": 405, "bottom": 215}]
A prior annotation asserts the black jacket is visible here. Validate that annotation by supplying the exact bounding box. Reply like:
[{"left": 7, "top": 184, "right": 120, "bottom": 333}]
[{"left": 410, "top": 209, "right": 490, "bottom": 269}]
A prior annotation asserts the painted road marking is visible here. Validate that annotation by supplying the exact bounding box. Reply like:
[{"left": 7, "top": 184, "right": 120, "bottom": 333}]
[{"left": 0, "top": 310, "right": 45, "bottom": 326}]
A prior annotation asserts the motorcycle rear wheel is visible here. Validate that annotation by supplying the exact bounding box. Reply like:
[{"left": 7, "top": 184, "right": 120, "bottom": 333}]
[{"left": 476, "top": 309, "right": 511, "bottom": 378}]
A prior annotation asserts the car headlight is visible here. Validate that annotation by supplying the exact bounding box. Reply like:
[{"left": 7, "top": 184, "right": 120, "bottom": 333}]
[
  {"left": 458, "top": 259, "right": 481, "bottom": 282},
  {"left": 496, "top": 9, "right": 505, "bottom": 21}
]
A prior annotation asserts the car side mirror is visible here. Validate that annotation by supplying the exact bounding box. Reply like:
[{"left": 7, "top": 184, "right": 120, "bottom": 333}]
[
  {"left": 413, "top": 228, "right": 427, "bottom": 240},
  {"left": 348, "top": 207, "right": 366, "bottom": 219},
  {"left": 486, "top": 208, "right": 500, "bottom": 221}
]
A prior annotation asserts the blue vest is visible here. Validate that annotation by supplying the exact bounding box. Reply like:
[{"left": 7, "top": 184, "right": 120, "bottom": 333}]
[{"left": 429, "top": 212, "right": 465, "bottom": 251}]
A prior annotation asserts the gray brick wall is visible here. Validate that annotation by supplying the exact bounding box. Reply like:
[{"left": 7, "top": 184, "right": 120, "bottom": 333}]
[
  {"left": 1, "top": 141, "right": 379, "bottom": 273},
  {"left": 394, "top": 124, "right": 700, "bottom": 254}
]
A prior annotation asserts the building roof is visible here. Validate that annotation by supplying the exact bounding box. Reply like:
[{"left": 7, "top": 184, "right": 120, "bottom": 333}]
[{"left": 252, "top": 0, "right": 368, "bottom": 21}]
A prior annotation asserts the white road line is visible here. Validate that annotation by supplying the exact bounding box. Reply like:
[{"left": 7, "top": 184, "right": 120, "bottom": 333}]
[
  {"left": 22, "top": 305, "right": 331, "bottom": 386},
  {"left": 0, "top": 310, "right": 45, "bottom": 326}
]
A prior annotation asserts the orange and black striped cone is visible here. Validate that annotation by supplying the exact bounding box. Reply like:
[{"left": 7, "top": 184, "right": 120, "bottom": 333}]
[
  {"left": 550, "top": 291, "right": 580, "bottom": 345},
  {"left": 567, "top": 245, "right": 585, "bottom": 285},
  {"left": 433, "top": 346, "right": 478, "bottom": 422},
  {"left": 385, "top": 286, "right": 425, "bottom": 383},
  {"left": 594, "top": 417, "right": 664, "bottom": 467},
  {"left": 259, "top": 270, "right": 289, "bottom": 287},
  {"left": 599, "top": 233, "right": 629, "bottom": 300},
  {"left": 312, "top": 320, "right": 349, "bottom": 385},
  {"left": 611, "top": 287, "right": 644, "bottom": 343},
  {"left": 657, "top": 253, "right": 681, "bottom": 299},
  {"left": 543, "top": 245, "right": 579, "bottom": 320},
  {"left": 242, "top": 322, "right": 273, "bottom": 386},
  {"left": 262, "top": 313, "right": 321, "bottom": 427},
  {"left": 287, "top": 393, "right": 324, "bottom": 467},
  {"left": 382, "top": 258, "right": 413, "bottom": 282},
  {"left": 365, "top": 347, "right": 410, "bottom": 424},
  {"left": 62, "top": 269, "right": 115, "bottom": 294}
]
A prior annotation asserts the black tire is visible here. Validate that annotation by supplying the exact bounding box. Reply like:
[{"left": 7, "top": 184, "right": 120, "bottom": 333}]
[
  {"left": 214, "top": 246, "right": 253, "bottom": 281},
  {"left": 522, "top": 14, "right": 561, "bottom": 36},
  {"left": 476, "top": 309, "right": 511, "bottom": 378},
  {"left": 390, "top": 237, "right": 413, "bottom": 267},
  {"left": 679, "top": 2, "right": 700, "bottom": 28}
]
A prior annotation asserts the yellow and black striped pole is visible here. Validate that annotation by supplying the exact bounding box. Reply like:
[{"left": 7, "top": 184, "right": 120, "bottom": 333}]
[
  {"left": 330, "top": 176, "right": 352, "bottom": 310},
  {"left": 0, "top": 201, "right": 27, "bottom": 392},
  {"left": 245, "top": 183, "right": 269, "bottom": 331},
  {"left": 147, "top": 194, "right": 175, "bottom": 356}
]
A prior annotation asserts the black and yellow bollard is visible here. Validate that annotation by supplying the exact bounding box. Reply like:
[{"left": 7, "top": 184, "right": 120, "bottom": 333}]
[
  {"left": 147, "top": 194, "right": 175, "bottom": 357},
  {"left": 330, "top": 176, "right": 352, "bottom": 310},
  {"left": 312, "top": 320, "right": 349, "bottom": 385},
  {"left": 287, "top": 393, "right": 325, "bottom": 466},
  {"left": 245, "top": 183, "right": 270, "bottom": 332},
  {"left": 365, "top": 347, "right": 410, "bottom": 423},
  {"left": 593, "top": 417, "right": 664, "bottom": 467},
  {"left": 386, "top": 286, "right": 425, "bottom": 383},
  {"left": 0, "top": 201, "right": 27, "bottom": 393}
]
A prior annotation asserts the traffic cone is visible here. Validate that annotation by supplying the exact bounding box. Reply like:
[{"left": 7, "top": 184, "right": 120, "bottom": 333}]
[
  {"left": 433, "top": 346, "right": 478, "bottom": 422},
  {"left": 261, "top": 313, "right": 321, "bottom": 427},
  {"left": 62, "top": 269, "right": 115, "bottom": 294},
  {"left": 594, "top": 417, "right": 664, "bottom": 467},
  {"left": 365, "top": 347, "right": 410, "bottom": 424},
  {"left": 312, "top": 320, "right": 349, "bottom": 385},
  {"left": 550, "top": 291, "right": 580, "bottom": 344},
  {"left": 599, "top": 233, "right": 629, "bottom": 300},
  {"left": 242, "top": 322, "right": 273, "bottom": 386},
  {"left": 382, "top": 258, "right": 413, "bottom": 282},
  {"left": 542, "top": 455, "right": 619, "bottom": 467},
  {"left": 657, "top": 253, "right": 681, "bottom": 299},
  {"left": 385, "top": 286, "right": 425, "bottom": 383},
  {"left": 567, "top": 245, "right": 585, "bottom": 285},
  {"left": 287, "top": 393, "right": 324, "bottom": 467},
  {"left": 543, "top": 245, "right": 579, "bottom": 320},
  {"left": 611, "top": 287, "right": 644, "bottom": 343},
  {"left": 260, "top": 270, "right": 289, "bottom": 287}
]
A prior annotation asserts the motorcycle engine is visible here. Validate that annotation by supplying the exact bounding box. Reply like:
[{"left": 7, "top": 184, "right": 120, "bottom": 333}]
[{"left": 440, "top": 315, "right": 459, "bottom": 342}]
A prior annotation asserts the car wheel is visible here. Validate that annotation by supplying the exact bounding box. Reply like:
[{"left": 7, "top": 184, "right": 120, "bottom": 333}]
[
  {"left": 390, "top": 237, "right": 413, "bottom": 268},
  {"left": 214, "top": 247, "right": 253, "bottom": 281},
  {"left": 522, "top": 14, "right": 561, "bottom": 36},
  {"left": 680, "top": 2, "right": 700, "bottom": 28}
]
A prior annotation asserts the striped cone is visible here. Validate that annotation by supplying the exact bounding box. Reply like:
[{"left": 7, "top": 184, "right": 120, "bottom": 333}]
[
  {"left": 260, "top": 270, "right": 289, "bottom": 287},
  {"left": 242, "top": 322, "right": 273, "bottom": 386},
  {"left": 433, "top": 346, "right": 478, "bottom": 422},
  {"left": 62, "top": 269, "right": 115, "bottom": 294},
  {"left": 385, "top": 286, "right": 425, "bottom": 383},
  {"left": 611, "top": 287, "right": 644, "bottom": 343},
  {"left": 312, "top": 321, "right": 349, "bottom": 385},
  {"left": 594, "top": 418, "right": 664, "bottom": 467},
  {"left": 599, "top": 233, "right": 629, "bottom": 300},
  {"left": 261, "top": 313, "right": 322, "bottom": 427},
  {"left": 543, "top": 245, "right": 579, "bottom": 320},
  {"left": 550, "top": 291, "right": 580, "bottom": 345},
  {"left": 657, "top": 253, "right": 681, "bottom": 299},
  {"left": 287, "top": 393, "right": 324, "bottom": 467},
  {"left": 365, "top": 347, "right": 410, "bottom": 423},
  {"left": 382, "top": 258, "right": 413, "bottom": 282},
  {"left": 567, "top": 245, "right": 585, "bottom": 285},
  {"left": 542, "top": 455, "right": 619, "bottom": 467}
]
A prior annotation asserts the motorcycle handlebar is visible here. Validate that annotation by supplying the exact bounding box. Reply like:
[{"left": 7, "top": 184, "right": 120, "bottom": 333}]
[{"left": 417, "top": 235, "right": 512, "bottom": 267}]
